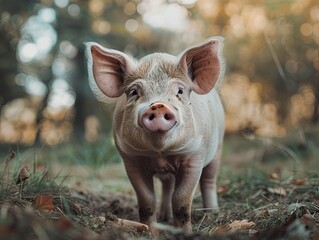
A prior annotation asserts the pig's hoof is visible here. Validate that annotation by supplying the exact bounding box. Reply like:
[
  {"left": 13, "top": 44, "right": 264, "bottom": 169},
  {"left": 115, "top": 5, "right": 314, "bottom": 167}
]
[
  {"left": 158, "top": 213, "right": 173, "bottom": 224},
  {"left": 149, "top": 223, "right": 160, "bottom": 236}
]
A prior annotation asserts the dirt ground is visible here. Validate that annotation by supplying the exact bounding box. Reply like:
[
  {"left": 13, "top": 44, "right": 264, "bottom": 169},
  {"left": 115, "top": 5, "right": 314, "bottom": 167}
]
[{"left": 1, "top": 133, "right": 319, "bottom": 239}]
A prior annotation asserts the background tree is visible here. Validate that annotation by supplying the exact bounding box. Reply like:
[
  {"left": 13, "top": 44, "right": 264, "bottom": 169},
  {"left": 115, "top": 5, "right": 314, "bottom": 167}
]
[{"left": 0, "top": 0, "right": 318, "bottom": 146}]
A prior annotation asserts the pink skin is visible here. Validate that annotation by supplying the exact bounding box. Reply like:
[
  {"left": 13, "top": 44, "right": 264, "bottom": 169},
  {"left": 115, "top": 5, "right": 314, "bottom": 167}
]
[
  {"left": 140, "top": 103, "right": 177, "bottom": 132},
  {"left": 87, "top": 37, "right": 225, "bottom": 235}
]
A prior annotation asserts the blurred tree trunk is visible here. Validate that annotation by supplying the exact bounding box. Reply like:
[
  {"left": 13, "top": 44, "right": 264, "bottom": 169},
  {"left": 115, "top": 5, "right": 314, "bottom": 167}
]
[
  {"left": 72, "top": 47, "right": 93, "bottom": 138},
  {"left": 312, "top": 78, "right": 319, "bottom": 124},
  {"left": 0, "top": 16, "right": 24, "bottom": 108}
]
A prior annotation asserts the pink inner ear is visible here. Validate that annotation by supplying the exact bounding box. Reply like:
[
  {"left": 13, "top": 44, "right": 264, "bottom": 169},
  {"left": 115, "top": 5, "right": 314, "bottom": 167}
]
[
  {"left": 181, "top": 40, "right": 221, "bottom": 95},
  {"left": 91, "top": 45, "right": 126, "bottom": 98}
]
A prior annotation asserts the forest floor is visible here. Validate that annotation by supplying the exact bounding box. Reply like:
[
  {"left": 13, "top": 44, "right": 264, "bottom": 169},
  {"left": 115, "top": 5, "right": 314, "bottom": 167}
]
[{"left": 0, "top": 128, "right": 318, "bottom": 239}]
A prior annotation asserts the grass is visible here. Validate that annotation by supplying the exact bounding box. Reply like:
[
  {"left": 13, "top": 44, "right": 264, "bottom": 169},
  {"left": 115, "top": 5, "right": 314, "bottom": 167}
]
[{"left": 0, "top": 128, "right": 318, "bottom": 239}]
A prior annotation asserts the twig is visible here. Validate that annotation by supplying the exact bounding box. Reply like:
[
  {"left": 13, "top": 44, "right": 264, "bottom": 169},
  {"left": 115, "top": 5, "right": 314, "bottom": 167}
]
[
  {"left": 264, "top": 32, "right": 296, "bottom": 91},
  {"left": 100, "top": 215, "right": 149, "bottom": 232},
  {"left": 261, "top": 194, "right": 281, "bottom": 213},
  {"left": 118, "top": 218, "right": 149, "bottom": 232},
  {"left": 1, "top": 150, "right": 16, "bottom": 179},
  {"left": 197, "top": 212, "right": 207, "bottom": 232},
  {"left": 56, "top": 206, "right": 67, "bottom": 217}
]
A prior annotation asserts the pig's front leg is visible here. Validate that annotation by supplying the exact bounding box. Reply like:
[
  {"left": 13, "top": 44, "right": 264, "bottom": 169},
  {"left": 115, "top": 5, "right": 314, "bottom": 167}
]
[
  {"left": 172, "top": 162, "right": 202, "bottom": 232},
  {"left": 123, "top": 159, "right": 157, "bottom": 232}
]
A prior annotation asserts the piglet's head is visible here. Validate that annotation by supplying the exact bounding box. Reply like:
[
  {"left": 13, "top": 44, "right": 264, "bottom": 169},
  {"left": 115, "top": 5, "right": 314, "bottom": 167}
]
[{"left": 86, "top": 38, "right": 224, "bottom": 152}]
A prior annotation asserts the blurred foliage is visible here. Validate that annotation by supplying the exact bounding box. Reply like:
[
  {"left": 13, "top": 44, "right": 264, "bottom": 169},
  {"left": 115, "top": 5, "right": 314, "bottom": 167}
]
[{"left": 0, "top": 0, "right": 318, "bottom": 146}]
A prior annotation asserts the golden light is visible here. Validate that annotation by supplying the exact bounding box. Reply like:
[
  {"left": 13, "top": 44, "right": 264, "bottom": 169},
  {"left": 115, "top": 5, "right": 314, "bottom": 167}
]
[
  {"left": 229, "top": 14, "right": 246, "bottom": 38},
  {"left": 310, "top": 5, "right": 319, "bottom": 21},
  {"left": 125, "top": 19, "right": 138, "bottom": 32},
  {"left": 89, "top": 0, "right": 104, "bottom": 15},
  {"left": 85, "top": 115, "right": 101, "bottom": 142},
  {"left": 290, "top": 0, "right": 310, "bottom": 14},
  {"left": 123, "top": 2, "right": 136, "bottom": 16},
  {"left": 285, "top": 60, "right": 298, "bottom": 74},
  {"left": 197, "top": 0, "right": 220, "bottom": 19},
  {"left": 221, "top": 74, "right": 286, "bottom": 137},
  {"left": 313, "top": 23, "right": 319, "bottom": 44},
  {"left": 225, "top": 2, "right": 240, "bottom": 17},
  {"left": 92, "top": 20, "right": 111, "bottom": 34},
  {"left": 300, "top": 23, "right": 313, "bottom": 37},
  {"left": 288, "top": 85, "right": 315, "bottom": 127},
  {"left": 246, "top": 7, "right": 267, "bottom": 36},
  {"left": 40, "top": 107, "right": 74, "bottom": 145},
  {"left": 0, "top": 98, "right": 38, "bottom": 145}
]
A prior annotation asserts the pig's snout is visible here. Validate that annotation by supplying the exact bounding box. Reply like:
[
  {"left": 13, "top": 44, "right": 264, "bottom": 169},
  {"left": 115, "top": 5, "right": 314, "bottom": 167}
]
[{"left": 141, "top": 103, "right": 177, "bottom": 132}]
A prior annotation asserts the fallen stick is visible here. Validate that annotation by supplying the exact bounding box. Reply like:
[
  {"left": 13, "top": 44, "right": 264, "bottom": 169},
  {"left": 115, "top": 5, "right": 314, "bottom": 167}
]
[
  {"left": 118, "top": 218, "right": 149, "bottom": 232},
  {"left": 99, "top": 213, "right": 149, "bottom": 233}
]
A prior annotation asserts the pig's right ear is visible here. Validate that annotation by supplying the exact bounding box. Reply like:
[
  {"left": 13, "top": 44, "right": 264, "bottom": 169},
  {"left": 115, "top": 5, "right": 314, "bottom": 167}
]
[
  {"left": 178, "top": 37, "right": 225, "bottom": 94},
  {"left": 86, "top": 42, "right": 135, "bottom": 99}
]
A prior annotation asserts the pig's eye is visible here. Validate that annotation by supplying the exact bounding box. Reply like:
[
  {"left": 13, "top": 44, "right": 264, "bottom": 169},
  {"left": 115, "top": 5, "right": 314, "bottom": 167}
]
[
  {"left": 177, "top": 88, "right": 184, "bottom": 95},
  {"left": 129, "top": 89, "right": 138, "bottom": 97}
]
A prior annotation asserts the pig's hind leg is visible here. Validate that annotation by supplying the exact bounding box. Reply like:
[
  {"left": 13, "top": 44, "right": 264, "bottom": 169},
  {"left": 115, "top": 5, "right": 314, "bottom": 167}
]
[
  {"left": 199, "top": 144, "right": 222, "bottom": 211},
  {"left": 158, "top": 174, "right": 175, "bottom": 223}
]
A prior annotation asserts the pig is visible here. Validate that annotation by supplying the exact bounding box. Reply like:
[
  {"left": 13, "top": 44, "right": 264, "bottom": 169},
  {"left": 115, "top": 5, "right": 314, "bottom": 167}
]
[{"left": 86, "top": 37, "right": 225, "bottom": 233}]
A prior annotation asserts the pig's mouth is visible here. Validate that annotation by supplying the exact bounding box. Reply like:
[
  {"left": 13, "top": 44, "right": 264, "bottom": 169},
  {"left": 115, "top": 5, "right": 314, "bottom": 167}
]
[
  {"left": 140, "top": 120, "right": 178, "bottom": 134},
  {"left": 152, "top": 120, "right": 178, "bottom": 133}
]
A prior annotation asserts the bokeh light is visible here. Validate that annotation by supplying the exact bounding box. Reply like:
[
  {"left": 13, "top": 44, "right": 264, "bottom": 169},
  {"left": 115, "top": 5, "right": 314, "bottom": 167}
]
[
  {"left": 1, "top": 0, "right": 318, "bottom": 146},
  {"left": 141, "top": 0, "right": 190, "bottom": 32}
]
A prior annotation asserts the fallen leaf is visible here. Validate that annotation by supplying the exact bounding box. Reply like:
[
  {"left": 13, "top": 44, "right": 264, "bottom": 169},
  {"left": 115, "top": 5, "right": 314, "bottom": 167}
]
[
  {"left": 33, "top": 195, "right": 54, "bottom": 210},
  {"left": 217, "top": 185, "right": 228, "bottom": 194},
  {"left": 269, "top": 172, "right": 279, "bottom": 180},
  {"left": 261, "top": 217, "right": 309, "bottom": 240},
  {"left": 0, "top": 225, "right": 14, "bottom": 236},
  {"left": 228, "top": 220, "right": 255, "bottom": 231},
  {"left": 57, "top": 218, "right": 73, "bottom": 231},
  {"left": 292, "top": 179, "right": 305, "bottom": 186},
  {"left": 267, "top": 186, "right": 287, "bottom": 196},
  {"left": 211, "top": 224, "right": 228, "bottom": 234},
  {"left": 211, "top": 219, "right": 255, "bottom": 234},
  {"left": 300, "top": 213, "right": 315, "bottom": 226}
]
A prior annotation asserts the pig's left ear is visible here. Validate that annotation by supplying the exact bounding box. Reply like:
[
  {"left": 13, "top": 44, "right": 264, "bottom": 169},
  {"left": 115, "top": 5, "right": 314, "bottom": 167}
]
[{"left": 178, "top": 37, "right": 225, "bottom": 94}]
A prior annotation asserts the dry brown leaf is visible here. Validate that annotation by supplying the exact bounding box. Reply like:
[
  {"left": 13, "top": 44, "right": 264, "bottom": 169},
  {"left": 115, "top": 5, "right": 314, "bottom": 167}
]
[
  {"left": 228, "top": 220, "right": 255, "bottom": 231},
  {"left": 217, "top": 185, "right": 228, "bottom": 194},
  {"left": 33, "top": 195, "right": 54, "bottom": 210},
  {"left": 57, "top": 218, "right": 73, "bottom": 231},
  {"left": 292, "top": 178, "right": 305, "bottom": 186},
  {"left": 269, "top": 172, "right": 280, "bottom": 180},
  {"left": 211, "top": 224, "right": 229, "bottom": 234},
  {"left": 300, "top": 213, "right": 316, "bottom": 226},
  {"left": 0, "top": 225, "right": 14, "bottom": 236},
  {"left": 211, "top": 219, "right": 255, "bottom": 234},
  {"left": 267, "top": 186, "right": 287, "bottom": 196}
]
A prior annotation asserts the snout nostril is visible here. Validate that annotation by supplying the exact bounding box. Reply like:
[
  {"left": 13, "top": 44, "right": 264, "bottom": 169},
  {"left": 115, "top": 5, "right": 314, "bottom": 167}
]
[
  {"left": 164, "top": 113, "right": 171, "bottom": 120},
  {"left": 148, "top": 114, "right": 155, "bottom": 121}
]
